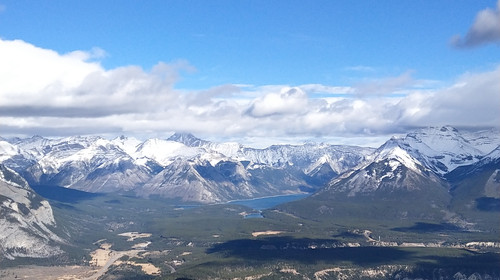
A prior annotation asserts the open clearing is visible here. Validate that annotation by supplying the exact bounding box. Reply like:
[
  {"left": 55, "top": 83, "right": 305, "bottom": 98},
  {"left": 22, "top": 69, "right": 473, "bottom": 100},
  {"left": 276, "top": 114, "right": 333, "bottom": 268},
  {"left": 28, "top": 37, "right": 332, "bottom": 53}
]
[
  {"left": 252, "top": 230, "right": 284, "bottom": 237},
  {"left": 0, "top": 232, "right": 162, "bottom": 280},
  {"left": 117, "top": 231, "right": 152, "bottom": 241}
]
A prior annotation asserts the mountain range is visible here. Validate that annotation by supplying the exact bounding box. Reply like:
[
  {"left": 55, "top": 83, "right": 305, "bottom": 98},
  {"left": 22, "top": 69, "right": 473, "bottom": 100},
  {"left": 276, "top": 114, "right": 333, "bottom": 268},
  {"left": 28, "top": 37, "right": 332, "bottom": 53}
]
[
  {"left": 278, "top": 126, "right": 500, "bottom": 232},
  {"left": 1, "top": 125, "right": 499, "bottom": 264},
  {"left": 0, "top": 132, "right": 373, "bottom": 203}
]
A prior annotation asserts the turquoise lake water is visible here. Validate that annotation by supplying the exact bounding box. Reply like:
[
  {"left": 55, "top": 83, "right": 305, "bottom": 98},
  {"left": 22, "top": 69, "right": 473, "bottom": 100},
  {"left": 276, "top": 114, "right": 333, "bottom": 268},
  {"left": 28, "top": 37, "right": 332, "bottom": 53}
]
[
  {"left": 228, "top": 193, "right": 309, "bottom": 210},
  {"left": 175, "top": 193, "right": 310, "bottom": 218},
  {"left": 228, "top": 193, "right": 309, "bottom": 218}
]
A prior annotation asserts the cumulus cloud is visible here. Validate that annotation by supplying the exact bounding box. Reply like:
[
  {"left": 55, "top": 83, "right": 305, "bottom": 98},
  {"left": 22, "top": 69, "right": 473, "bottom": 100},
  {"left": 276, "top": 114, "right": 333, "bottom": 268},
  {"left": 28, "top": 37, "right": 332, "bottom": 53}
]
[
  {"left": 0, "top": 39, "right": 102, "bottom": 98},
  {"left": 412, "top": 67, "right": 500, "bottom": 127},
  {"left": 451, "top": 0, "right": 500, "bottom": 48},
  {"left": 246, "top": 87, "right": 309, "bottom": 117},
  {"left": 0, "top": 39, "right": 191, "bottom": 114},
  {"left": 0, "top": 39, "right": 498, "bottom": 144},
  {"left": 390, "top": 66, "right": 500, "bottom": 130}
]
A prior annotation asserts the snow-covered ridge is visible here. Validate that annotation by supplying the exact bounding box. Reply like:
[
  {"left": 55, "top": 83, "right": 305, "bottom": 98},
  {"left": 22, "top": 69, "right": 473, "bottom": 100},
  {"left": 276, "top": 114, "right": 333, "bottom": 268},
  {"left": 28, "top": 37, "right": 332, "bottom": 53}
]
[
  {"left": 0, "top": 133, "right": 373, "bottom": 175},
  {"left": 0, "top": 132, "right": 375, "bottom": 202},
  {"left": 0, "top": 126, "right": 497, "bottom": 203},
  {"left": 1, "top": 127, "right": 497, "bottom": 178},
  {"left": 381, "top": 126, "right": 500, "bottom": 175}
]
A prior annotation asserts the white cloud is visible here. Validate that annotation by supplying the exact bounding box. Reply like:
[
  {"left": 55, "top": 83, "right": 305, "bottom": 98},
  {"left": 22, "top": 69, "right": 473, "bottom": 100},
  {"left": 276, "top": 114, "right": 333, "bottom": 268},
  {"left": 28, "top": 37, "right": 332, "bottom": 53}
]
[
  {"left": 65, "top": 47, "right": 107, "bottom": 61},
  {"left": 298, "top": 84, "right": 354, "bottom": 95},
  {"left": 246, "top": 87, "right": 309, "bottom": 117},
  {"left": 390, "top": 66, "right": 500, "bottom": 130},
  {"left": 0, "top": 39, "right": 498, "bottom": 145},
  {"left": 413, "top": 67, "right": 500, "bottom": 127},
  {"left": 352, "top": 71, "right": 414, "bottom": 97},
  {"left": 0, "top": 39, "right": 102, "bottom": 99},
  {"left": 451, "top": 0, "right": 500, "bottom": 48}
]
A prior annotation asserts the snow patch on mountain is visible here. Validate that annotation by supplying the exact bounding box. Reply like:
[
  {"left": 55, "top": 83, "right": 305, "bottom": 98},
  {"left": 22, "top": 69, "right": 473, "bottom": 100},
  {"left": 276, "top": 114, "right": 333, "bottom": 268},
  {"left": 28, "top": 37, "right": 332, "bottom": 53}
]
[
  {"left": 110, "top": 135, "right": 142, "bottom": 156},
  {"left": 1, "top": 126, "right": 496, "bottom": 203},
  {"left": 375, "top": 140, "right": 423, "bottom": 174},
  {"left": 0, "top": 140, "right": 18, "bottom": 162}
]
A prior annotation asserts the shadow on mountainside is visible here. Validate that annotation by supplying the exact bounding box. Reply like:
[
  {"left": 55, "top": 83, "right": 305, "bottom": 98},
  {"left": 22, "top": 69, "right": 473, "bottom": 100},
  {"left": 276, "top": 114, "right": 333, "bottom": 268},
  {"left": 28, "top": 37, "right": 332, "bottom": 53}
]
[
  {"left": 32, "top": 185, "right": 103, "bottom": 203},
  {"left": 391, "top": 222, "right": 462, "bottom": 233},
  {"left": 407, "top": 251, "right": 500, "bottom": 279},
  {"left": 206, "top": 236, "right": 414, "bottom": 265},
  {"left": 206, "top": 237, "right": 500, "bottom": 278},
  {"left": 476, "top": 197, "right": 500, "bottom": 211}
]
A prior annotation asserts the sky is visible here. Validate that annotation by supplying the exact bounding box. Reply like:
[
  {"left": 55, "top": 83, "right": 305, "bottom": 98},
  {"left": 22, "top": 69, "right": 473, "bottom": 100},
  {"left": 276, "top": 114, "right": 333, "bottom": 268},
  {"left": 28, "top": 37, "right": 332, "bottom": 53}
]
[{"left": 0, "top": 1, "right": 499, "bottom": 147}]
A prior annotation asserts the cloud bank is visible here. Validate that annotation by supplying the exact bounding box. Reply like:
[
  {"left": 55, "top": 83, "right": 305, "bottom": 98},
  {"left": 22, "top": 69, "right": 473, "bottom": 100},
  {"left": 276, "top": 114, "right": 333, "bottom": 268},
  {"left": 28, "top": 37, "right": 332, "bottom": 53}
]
[
  {"left": 1, "top": 39, "right": 499, "bottom": 144},
  {"left": 451, "top": 0, "right": 500, "bottom": 48}
]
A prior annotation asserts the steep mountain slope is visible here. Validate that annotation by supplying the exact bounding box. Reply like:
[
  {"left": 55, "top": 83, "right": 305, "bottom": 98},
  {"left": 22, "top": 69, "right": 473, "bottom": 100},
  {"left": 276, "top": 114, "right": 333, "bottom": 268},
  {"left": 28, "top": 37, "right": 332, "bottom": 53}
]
[
  {"left": 0, "top": 164, "right": 63, "bottom": 261},
  {"left": 445, "top": 146, "right": 500, "bottom": 231},
  {"left": 141, "top": 157, "right": 310, "bottom": 203},
  {"left": 20, "top": 136, "right": 154, "bottom": 193},
  {"left": 141, "top": 158, "right": 253, "bottom": 203},
  {"left": 168, "top": 132, "right": 373, "bottom": 175},
  {"left": 281, "top": 138, "right": 451, "bottom": 222}
]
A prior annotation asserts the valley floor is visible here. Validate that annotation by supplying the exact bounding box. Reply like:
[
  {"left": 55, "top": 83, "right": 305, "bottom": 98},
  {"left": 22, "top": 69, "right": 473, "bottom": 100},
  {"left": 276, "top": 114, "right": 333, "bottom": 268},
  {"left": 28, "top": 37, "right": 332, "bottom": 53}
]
[
  {"left": 2, "top": 192, "right": 499, "bottom": 280},
  {"left": 2, "top": 227, "right": 499, "bottom": 280}
]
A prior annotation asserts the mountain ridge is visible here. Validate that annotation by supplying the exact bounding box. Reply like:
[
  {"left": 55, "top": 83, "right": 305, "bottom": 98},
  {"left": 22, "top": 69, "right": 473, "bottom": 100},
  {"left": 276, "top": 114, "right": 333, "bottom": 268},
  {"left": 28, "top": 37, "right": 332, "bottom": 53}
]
[
  {"left": 0, "top": 132, "right": 374, "bottom": 203},
  {"left": 0, "top": 126, "right": 498, "bottom": 204},
  {"left": 278, "top": 126, "right": 499, "bottom": 232}
]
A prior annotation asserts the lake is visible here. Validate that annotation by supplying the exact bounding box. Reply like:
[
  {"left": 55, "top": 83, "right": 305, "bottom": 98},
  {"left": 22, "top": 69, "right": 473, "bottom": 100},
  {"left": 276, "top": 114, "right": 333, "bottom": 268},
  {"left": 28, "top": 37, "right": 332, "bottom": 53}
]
[
  {"left": 175, "top": 193, "right": 310, "bottom": 217},
  {"left": 228, "top": 193, "right": 309, "bottom": 218}
]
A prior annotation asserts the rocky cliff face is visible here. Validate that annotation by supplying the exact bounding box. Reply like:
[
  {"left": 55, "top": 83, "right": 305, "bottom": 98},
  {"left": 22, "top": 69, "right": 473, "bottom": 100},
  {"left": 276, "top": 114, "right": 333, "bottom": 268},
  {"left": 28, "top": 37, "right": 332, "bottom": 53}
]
[{"left": 0, "top": 164, "right": 64, "bottom": 260}]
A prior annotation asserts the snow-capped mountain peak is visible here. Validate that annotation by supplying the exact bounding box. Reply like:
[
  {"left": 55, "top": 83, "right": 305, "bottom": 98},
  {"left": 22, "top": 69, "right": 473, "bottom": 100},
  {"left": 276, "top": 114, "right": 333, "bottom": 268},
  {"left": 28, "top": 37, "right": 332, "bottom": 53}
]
[
  {"left": 167, "top": 132, "right": 210, "bottom": 147},
  {"left": 378, "top": 126, "right": 500, "bottom": 175},
  {"left": 110, "top": 135, "right": 142, "bottom": 155},
  {"left": 135, "top": 138, "right": 203, "bottom": 166},
  {"left": 376, "top": 146, "right": 422, "bottom": 174},
  {"left": 1, "top": 126, "right": 497, "bottom": 204}
]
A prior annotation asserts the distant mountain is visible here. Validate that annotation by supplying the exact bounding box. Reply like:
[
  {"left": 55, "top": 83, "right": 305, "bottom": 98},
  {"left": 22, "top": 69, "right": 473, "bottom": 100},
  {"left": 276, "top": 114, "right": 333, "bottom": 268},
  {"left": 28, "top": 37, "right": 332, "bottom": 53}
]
[
  {"left": 0, "top": 133, "right": 373, "bottom": 203},
  {"left": 385, "top": 126, "right": 499, "bottom": 175},
  {"left": 19, "top": 136, "right": 155, "bottom": 193},
  {"left": 167, "top": 132, "right": 211, "bottom": 147},
  {"left": 2, "top": 126, "right": 497, "bottom": 205},
  {"left": 278, "top": 126, "right": 500, "bottom": 231},
  {"left": 283, "top": 137, "right": 451, "bottom": 221},
  {"left": 0, "top": 164, "right": 64, "bottom": 261}
]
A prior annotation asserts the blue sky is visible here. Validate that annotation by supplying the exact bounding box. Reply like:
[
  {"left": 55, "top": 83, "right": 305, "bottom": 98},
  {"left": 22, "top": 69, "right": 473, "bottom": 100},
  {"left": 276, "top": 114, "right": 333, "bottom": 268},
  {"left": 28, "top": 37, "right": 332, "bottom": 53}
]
[
  {"left": 0, "top": 1, "right": 499, "bottom": 146},
  {"left": 1, "top": 0, "right": 497, "bottom": 87}
]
